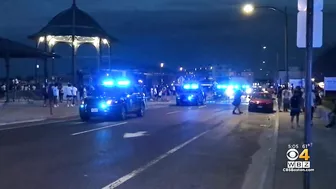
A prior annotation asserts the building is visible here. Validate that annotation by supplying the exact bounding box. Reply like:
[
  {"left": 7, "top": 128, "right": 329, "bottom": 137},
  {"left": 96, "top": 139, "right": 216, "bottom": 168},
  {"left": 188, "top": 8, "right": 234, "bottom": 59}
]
[{"left": 277, "top": 67, "right": 303, "bottom": 84}]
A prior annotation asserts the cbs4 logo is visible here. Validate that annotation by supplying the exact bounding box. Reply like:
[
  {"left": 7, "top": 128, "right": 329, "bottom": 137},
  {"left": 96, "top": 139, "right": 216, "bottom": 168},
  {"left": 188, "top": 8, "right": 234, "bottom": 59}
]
[{"left": 286, "top": 148, "right": 310, "bottom": 161}]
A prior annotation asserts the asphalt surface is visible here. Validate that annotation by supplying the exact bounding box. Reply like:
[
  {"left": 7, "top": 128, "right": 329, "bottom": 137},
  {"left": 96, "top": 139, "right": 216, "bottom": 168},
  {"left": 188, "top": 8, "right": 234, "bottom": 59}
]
[{"left": 0, "top": 102, "right": 278, "bottom": 189}]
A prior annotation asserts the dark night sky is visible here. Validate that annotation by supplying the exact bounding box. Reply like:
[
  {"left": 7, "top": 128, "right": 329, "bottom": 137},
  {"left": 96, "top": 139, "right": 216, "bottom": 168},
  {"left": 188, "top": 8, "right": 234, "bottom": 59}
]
[{"left": 1, "top": 0, "right": 336, "bottom": 78}]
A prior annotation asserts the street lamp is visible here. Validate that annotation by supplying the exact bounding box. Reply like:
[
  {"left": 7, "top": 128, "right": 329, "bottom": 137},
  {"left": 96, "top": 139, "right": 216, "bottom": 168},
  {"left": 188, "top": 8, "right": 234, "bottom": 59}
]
[
  {"left": 242, "top": 4, "right": 255, "bottom": 14},
  {"left": 210, "top": 66, "right": 213, "bottom": 70},
  {"left": 260, "top": 68, "right": 263, "bottom": 71},
  {"left": 263, "top": 61, "right": 266, "bottom": 64},
  {"left": 263, "top": 46, "right": 267, "bottom": 49},
  {"left": 242, "top": 3, "right": 289, "bottom": 84},
  {"left": 160, "top": 63, "right": 164, "bottom": 68},
  {"left": 179, "top": 67, "right": 183, "bottom": 71}
]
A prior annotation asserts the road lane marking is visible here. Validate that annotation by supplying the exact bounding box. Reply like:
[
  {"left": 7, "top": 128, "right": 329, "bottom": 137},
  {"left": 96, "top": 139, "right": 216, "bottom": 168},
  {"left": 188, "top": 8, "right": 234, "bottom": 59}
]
[
  {"left": 166, "top": 111, "right": 180, "bottom": 115},
  {"left": 71, "top": 122, "right": 128, "bottom": 136},
  {"left": 102, "top": 129, "right": 211, "bottom": 189},
  {"left": 0, "top": 118, "right": 79, "bottom": 131},
  {"left": 198, "top": 105, "right": 206, "bottom": 109}
]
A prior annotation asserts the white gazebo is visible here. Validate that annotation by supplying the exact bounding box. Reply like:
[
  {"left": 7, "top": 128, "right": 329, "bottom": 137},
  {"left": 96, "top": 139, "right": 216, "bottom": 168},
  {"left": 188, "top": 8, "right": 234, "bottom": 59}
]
[{"left": 28, "top": 0, "right": 117, "bottom": 84}]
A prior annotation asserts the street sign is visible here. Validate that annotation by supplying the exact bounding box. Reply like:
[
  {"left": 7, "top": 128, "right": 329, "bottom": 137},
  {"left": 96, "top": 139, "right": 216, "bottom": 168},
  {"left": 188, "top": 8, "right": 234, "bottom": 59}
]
[
  {"left": 297, "top": 11, "right": 323, "bottom": 48},
  {"left": 298, "top": 0, "right": 323, "bottom": 11}
]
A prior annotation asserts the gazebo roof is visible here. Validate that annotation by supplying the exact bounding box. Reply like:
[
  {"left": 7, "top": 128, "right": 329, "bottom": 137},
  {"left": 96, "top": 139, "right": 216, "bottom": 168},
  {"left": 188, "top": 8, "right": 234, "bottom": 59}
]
[
  {"left": 28, "top": 3, "right": 117, "bottom": 42},
  {"left": 0, "top": 37, "right": 59, "bottom": 58}
]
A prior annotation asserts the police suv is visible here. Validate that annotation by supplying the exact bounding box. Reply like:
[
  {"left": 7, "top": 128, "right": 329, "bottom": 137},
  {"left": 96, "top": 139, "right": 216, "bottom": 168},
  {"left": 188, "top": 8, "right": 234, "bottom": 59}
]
[{"left": 79, "top": 78, "right": 146, "bottom": 121}]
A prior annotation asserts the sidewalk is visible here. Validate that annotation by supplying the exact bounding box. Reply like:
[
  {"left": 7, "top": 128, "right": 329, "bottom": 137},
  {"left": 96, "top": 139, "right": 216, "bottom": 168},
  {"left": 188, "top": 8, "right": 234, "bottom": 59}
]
[
  {"left": 0, "top": 99, "right": 173, "bottom": 126},
  {"left": 274, "top": 111, "right": 336, "bottom": 189},
  {"left": 0, "top": 101, "right": 78, "bottom": 125}
]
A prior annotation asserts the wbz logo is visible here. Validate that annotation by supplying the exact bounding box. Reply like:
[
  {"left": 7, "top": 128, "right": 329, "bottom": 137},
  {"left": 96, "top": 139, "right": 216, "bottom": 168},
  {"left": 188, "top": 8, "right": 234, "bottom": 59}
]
[{"left": 287, "top": 161, "right": 310, "bottom": 168}]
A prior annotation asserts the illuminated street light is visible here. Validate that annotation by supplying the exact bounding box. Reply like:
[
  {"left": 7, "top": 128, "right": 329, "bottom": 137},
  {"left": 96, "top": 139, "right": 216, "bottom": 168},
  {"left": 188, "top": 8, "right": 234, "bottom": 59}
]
[
  {"left": 260, "top": 68, "right": 262, "bottom": 71},
  {"left": 242, "top": 4, "right": 255, "bottom": 14},
  {"left": 263, "top": 46, "right": 267, "bottom": 49},
  {"left": 241, "top": 3, "right": 289, "bottom": 83},
  {"left": 160, "top": 63, "right": 164, "bottom": 68},
  {"left": 179, "top": 67, "right": 183, "bottom": 71},
  {"left": 263, "top": 61, "right": 266, "bottom": 64},
  {"left": 36, "top": 64, "right": 40, "bottom": 69},
  {"left": 210, "top": 66, "right": 213, "bottom": 70}
]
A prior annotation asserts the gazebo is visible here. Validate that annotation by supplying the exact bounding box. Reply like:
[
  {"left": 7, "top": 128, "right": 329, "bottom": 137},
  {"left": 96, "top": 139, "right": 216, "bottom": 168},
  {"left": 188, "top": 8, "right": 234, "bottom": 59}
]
[
  {"left": 0, "top": 37, "right": 58, "bottom": 102},
  {"left": 28, "top": 0, "right": 117, "bottom": 85}
]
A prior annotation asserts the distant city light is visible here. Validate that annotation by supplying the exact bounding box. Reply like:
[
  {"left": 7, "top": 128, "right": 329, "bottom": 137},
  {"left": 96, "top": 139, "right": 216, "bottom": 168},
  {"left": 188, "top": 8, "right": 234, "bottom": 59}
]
[
  {"left": 262, "top": 61, "right": 266, "bottom": 64},
  {"left": 263, "top": 46, "right": 267, "bottom": 49}
]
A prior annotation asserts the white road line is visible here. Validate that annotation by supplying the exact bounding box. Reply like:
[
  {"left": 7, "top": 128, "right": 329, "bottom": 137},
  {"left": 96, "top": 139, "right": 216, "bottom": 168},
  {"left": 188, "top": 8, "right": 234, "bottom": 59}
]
[
  {"left": 71, "top": 122, "right": 128, "bottom": 136},
  {"left": 166, "top": 111, "right": 180, "bottom": 115},
  {"left": 198, "top": 105, "right": 206, "bottom": 109},
  {"left": 102, "top": 129, "right": 210, "bottom": 189},
  {"left": 0, "top": 119, "right": 70, "bottom": 131}
]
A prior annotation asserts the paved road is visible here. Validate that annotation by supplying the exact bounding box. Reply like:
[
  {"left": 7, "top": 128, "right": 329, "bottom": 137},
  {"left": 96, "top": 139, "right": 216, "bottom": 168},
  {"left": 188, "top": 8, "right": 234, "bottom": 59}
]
[{"left": 0, "top": 103, "right": 278, "bottom": 189}]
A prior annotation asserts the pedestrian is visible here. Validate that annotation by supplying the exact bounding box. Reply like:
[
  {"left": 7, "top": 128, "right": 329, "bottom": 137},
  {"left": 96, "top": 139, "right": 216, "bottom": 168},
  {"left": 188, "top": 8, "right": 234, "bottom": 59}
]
[
  {"left": 326, "top": 99, "right": 336, "bottom": 128},
  {"left": 277, "top": 86, "right": 283, "bottom": 112},
  {"left": 311, "top": 89, "right": 316, "bottom": 124},
  {"left": 290, "top": 90, "right": 301, "bottom": 129},
  {"left": 72, "top": 85, "right": 78, "bottom": 106},
  {"left": 282, "top": 86, "right": 292, "bottom": 112},
  {"left": 65, "top": 83, "right": 73, "bottom": 107},
  {"left": 52, "top": 83, "right": 59, "bottom": 107},
  {"left": 232, "top": 89, "right": 243, "bottom": 114}
]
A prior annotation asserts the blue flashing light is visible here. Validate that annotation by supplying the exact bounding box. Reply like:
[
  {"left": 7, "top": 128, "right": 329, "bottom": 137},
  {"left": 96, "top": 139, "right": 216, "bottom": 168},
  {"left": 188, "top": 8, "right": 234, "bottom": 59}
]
[
  {"left": 234, "top": 85, "right": 239, "bottom": 89},
  {"left": 183, "top": 84, "right": 191, "bottom": 89},
  {"left": 117, "top": 80, "right": 130, "bottom": 86},
  {"left": 217, "top": 85, "right": 228, "bottom": 89},
  {"left": 80, "top": 104, "right": 84, "bottom": 108},
  {"left": 184, "top": 84, "right": 199, "bottom": 89},
  {"left": 191, "top": 84, "right": 199, "bottom": 89},
  {"left": 100, "top": 103, "right": 107, "bottom": 109},
  {"left": 103, "top": 80, "right": 114, "bottom": 86}
]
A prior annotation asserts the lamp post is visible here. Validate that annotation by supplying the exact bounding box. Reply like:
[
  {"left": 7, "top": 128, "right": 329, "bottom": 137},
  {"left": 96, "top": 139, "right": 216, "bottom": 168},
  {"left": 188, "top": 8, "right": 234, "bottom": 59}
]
[
  {"left": 35, "top": 64, "right": 39, "bottom": 83},
  {"left": 160, "top": 63, "right": 164, "bottom": 83},
  {"left": 242, "top": 4, "right": 289, "bottom": 85}
]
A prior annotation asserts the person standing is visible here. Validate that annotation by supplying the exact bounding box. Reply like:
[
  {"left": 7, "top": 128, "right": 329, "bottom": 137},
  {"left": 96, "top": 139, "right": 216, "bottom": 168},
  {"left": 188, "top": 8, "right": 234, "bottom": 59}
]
[
  {"left": 52, "top": 83, "right": 59, "bottom": 107},
  {"left": 290, "top": 90, "right": 301, "bottom": 128},
  {"left": 232, "top": 89, "right": 243, "bottom": 114},
  {"left": 65, "top": 83, "right": 73, "bottom": 107},
  {"left": 282, "top": 86, "right": 292, "bottom": 112},
  {"left": 72, "top": 85, "right": 78, "bottom": 106},
  {"left": 277, "top": 86, "right": 283, "bottom": 112}
]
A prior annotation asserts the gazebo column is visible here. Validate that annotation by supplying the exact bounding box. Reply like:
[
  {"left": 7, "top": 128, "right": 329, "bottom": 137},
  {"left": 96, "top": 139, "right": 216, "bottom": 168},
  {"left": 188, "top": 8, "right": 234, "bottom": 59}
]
[
  {"left": 71, "top": 35, "right": 77, "bottom": 85},
  {"left": 35, "top": 41, "right": 39, "bottom": 83},
  {"left": 5, "top": 56, "right": 10, "bottom": 103},
  {"left": 108, "top": 46, "right": 112, "bottom": 70},
  {"left": 43, "top": 35, "right": 49, "bottom": 83},
  {"left": 97, "top": 38, "right": 102, "bottom": 73}
]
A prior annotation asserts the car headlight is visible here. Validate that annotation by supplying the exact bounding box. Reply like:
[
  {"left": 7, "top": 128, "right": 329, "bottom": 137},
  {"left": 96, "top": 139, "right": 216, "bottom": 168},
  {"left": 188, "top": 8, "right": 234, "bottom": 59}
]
[
  {"left": 246, "top": 88, "right": 252, "bottom": 94},
  {"left": 225, "top": 88, "right": 234, "bottom": 96},
  {"left": 106, "top": 100, "right": 113, "bottom": 105},
  {"left": 187, "top": 95, "right": 194, "bottom": 101}
]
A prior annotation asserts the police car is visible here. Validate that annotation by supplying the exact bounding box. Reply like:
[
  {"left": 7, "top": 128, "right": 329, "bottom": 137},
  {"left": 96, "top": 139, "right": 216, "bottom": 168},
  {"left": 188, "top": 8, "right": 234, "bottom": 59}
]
[
  {"left": 176, "top": 83, "right": 206, "bottom": 106},
  {"left": 79, "top": 78, "right": 146, "bottom": 121}
]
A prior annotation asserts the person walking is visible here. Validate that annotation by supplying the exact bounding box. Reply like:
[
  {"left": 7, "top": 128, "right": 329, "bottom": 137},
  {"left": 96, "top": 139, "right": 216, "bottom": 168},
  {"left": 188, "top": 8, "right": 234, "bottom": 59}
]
[
  {"left": 282, "top": 86, "right": 292, "bottom": 112},
  {"left": 290, "top": 90, "right": 301, "bottom": 128},
  {"left": 232, "top": 89, "right": 243, "bottom": 114}
]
